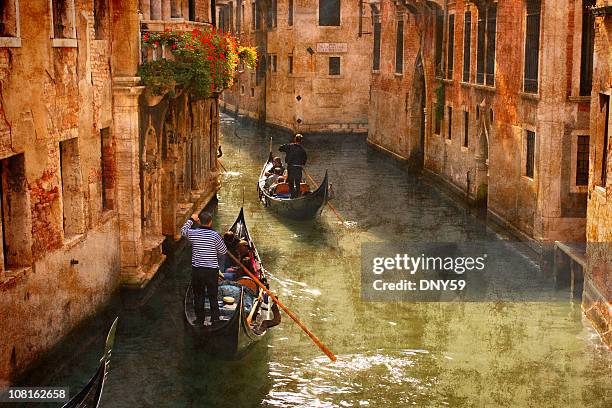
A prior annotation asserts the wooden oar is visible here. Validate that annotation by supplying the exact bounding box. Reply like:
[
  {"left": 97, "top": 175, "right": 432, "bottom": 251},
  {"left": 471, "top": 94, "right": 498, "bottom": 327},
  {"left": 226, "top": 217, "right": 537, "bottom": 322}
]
[
  {"left": 226, "top": 251, "right": 337, "bottom": 362},
  {"left": 218, "top": 160, "right": 228, "bottom": 172},
  {"left": 303, "top": 169, "right": 345, "bottom": 224}
]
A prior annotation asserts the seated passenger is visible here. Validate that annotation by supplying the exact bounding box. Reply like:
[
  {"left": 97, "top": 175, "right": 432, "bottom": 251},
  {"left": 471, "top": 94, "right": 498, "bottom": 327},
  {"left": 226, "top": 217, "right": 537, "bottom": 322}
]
[
  {"left": 224, "top": 240, "right": 252, "bottom": 280},
  {"left": 265, "top": 157, "right": 285, "bottom": 176},
  {"left": 264, "top": 157, "right": 285, "bottom": 188}
]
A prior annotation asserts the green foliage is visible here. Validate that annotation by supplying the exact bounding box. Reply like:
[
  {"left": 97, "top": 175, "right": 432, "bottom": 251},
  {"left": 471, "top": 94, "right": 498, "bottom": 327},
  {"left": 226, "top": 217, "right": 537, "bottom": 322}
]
[{"left": 139, "top": 28, "right": 258, "bottom": 99}]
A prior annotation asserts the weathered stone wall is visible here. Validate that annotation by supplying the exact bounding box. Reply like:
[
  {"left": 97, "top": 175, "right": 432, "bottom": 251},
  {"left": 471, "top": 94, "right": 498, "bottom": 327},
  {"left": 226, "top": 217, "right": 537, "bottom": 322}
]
[
  {"left": 584, "top": 1, "right": 611, "bottom": 347},
  {"left": 222, "top": 0, "right": 370, "bottom": 133},
  {"left": 0, "top": 0, "right": 120, "bottom": 386},
  {"left": 0, "top": 0, "right": 222, "bottom": 384},
  {"left": 368, "top": 0, "right": 590, "bottom": 244}
]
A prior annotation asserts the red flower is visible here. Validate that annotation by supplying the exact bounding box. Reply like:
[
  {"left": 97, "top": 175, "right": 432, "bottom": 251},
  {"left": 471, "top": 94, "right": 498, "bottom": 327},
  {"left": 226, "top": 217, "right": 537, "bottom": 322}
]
[{"left": 172, "top": 44, "right": 177, "bottom": 49}]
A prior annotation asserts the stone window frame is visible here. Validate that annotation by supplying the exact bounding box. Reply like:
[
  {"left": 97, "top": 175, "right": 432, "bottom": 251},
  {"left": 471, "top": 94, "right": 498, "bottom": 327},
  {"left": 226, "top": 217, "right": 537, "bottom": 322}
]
[
  {"left": 0, "top": 0, "right": 21, "bottom": 48},
  {"left": 521, "top": 124, "right": 537, "bottom": 182},
  {"left": 522, "top": 0, "right": 542, "bottom": 95},
  {"left": 462, "top": 108, "right": 470, "bottom": 151},
  {"left": 570, "top": 130, "right": 591, "bottom": 193},
  {"left": 327, "top": 55, "right": 342, "bottom": 77},
  {"left": 49, "top": 0, "right": 78, "bottom": 48},
  {"left": 445, "top": 103, "right": 453, "bottom": 143},
  {"left": 569, "top": 0, "right": 596, "bottom": 99},
  {"left": 446, "top": 11, "right": 456, "bottom": 80},
  {"left": 317, "top": 0, "right": 342, "bottom": 28},
  {"left": 462, "top": 8, "right": 473, "bottom": 84},
  {"left": 394, "top": 12, "right": 404, "bottom": 76}
]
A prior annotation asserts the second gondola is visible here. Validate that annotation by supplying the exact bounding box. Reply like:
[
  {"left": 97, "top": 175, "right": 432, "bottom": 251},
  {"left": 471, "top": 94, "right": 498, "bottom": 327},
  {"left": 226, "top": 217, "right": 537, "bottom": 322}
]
[{"left": 257, "top": 153, "right": 329, "bottom": 220}]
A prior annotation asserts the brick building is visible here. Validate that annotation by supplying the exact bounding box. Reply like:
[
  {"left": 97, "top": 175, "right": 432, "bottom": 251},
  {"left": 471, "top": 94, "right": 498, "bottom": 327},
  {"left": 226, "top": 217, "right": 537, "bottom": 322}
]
[
  {"left": 368, "top": 0, "right": 594, "bottom": 246},
  {"left": 0, "top": 0, "right": 219, "bottom": 385},
  {"left": 584, "top": 0, "right": 611, "bottom": 347},
  {"left": 219, "top": 0, "right": 371, "bottom": 133}
]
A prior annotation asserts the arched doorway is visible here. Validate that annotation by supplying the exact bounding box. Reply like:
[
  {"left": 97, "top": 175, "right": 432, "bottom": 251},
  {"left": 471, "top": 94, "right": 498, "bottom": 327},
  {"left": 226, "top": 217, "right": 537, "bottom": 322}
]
[
  {"left": 475, "top": 99, "right": 490, "bottom": 207},
  {"left": 409, "top": 53, "right": 426, "bottom": 170},
  {"left": 141, "top": 125, "right": 161, "bottom": 239},
  {"left": 161, "top": 109, "right": 177, "bottom": 236}
]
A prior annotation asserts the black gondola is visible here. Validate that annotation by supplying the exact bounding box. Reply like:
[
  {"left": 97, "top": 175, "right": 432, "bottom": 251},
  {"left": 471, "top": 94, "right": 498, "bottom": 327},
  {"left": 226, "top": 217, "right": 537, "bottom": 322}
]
[
  {"left": 62, "top": 317, "right": 118, "bottom": 408},
  {"left": 257, "top": 152, "right": 329, "bottom": 219},
  {"left": 184, "top": 208, "right": 280, "bottom": 357}
]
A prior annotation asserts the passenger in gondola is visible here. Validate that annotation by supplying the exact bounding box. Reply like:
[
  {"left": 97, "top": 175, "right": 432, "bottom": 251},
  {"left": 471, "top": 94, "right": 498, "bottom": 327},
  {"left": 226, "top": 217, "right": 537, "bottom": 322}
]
[
  {"left": 264, "top": 157, "right": 285, "bottom": 189},
  {"left": 279, "top": 134, "right": 307, "bottom": 198},
  {"left": 224, "top": 239, "right": 253, "bottom": 280}
]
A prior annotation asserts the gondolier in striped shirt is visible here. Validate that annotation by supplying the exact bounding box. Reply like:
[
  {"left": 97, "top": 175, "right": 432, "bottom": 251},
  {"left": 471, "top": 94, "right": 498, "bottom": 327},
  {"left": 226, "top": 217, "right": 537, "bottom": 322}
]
[
  {"left": 181, "top": 212, "right": 227, "bottom": 325},
  {"left": 279, "top": 133, "right": 307, "bottom": 198}
]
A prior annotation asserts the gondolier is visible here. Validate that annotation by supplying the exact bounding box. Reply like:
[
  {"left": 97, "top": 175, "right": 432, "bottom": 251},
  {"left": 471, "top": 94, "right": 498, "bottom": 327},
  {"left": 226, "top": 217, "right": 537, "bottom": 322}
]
[
  {"left": 279, "top": 134, "right": 307, "bottom": 198},
  {"left": 181, "top": 212, "right": 227, "bottom": 325}
]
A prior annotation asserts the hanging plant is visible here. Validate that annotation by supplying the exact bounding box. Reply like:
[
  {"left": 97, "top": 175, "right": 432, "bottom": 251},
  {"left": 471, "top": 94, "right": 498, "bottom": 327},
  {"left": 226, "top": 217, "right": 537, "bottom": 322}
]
[{"left": 139, "top": 28, "right": 258, "bottom": 99}]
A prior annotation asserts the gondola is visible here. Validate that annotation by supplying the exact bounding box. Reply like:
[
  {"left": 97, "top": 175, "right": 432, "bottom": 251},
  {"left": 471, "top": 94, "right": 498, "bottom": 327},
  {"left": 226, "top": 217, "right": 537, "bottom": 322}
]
[
  {"left": 257, "top": 152, "right": 329, "bottom": 220},
  {"left": 184, "top": 208, "right": 280, "bottom": 357},
  {"left": 62, "top": 317, "right": 118, "bottom": 408}
]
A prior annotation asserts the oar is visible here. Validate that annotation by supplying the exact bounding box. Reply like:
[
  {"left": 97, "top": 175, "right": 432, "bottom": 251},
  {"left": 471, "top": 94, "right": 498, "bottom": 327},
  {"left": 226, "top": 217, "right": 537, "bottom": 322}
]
[
  {"left": 218, "top": 160, "right": 228, "bottom": 172},
  {"left": 269, "top": 136, "right": 273, "bottom": 153},
  {"left": 303, "top": 169, "right": 345, "bottom": 224},
  {"left": 226, "top": 251, "right": 337, "bottom": 362}
]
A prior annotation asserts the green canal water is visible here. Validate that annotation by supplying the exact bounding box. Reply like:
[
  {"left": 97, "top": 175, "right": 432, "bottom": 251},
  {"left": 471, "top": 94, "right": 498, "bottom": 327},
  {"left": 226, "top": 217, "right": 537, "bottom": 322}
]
[{"left": 21, "top": 114, "right": 610, "bottom": 407}]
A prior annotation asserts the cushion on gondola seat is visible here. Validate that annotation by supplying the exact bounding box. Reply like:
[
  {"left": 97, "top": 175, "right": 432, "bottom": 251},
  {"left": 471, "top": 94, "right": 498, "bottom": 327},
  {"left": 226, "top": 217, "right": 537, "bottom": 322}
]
[
  {"left": 300, "top": 183, "right": 310, "bottom": 193},
  {"left": 274, "top": 194, "right": 291, "bottom": 199},
  {"left": 274, "top": 183, "right": 289, "bottom": 194}
]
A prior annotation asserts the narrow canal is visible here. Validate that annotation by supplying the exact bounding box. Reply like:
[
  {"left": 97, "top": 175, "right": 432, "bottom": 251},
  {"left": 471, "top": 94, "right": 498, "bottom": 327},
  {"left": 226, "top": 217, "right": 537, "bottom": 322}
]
[{"left": 22, "top": 114, "right": 610, "bottom": 407}]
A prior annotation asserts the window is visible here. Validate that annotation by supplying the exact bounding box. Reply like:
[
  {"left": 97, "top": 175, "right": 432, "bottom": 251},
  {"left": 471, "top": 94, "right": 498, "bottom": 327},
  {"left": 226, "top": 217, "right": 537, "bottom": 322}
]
[
  {"left": 240, "top": 84, "right": 245, "bottom": 94},
  {"left": 434, "top": 104, "right": 442, "bottom": 135},
  {"left": 447, "top": 14, "right": 455, "bottom": 79},
  {"left": 576, "top": 135, "right": 590, "bottom": 186},
  {"left": 100, "top": 128, "right": 113, "bottom": 210},
  {"left": 250, "top": 87, "right": 255, "bottom": 97},
  {"left": 288, "top": 55, "right": 293, "bottom": 74},
  {"left": 0, "top": 153, "right": 31, "bottom": 271},
  {"left": 272, "top": 55, "right": 277, "bottom": 72},
  {"left": 600, "top": 94, "right": 610, "bottom": 186},
  {"left": 329, "top": 56, "right": 340, "bottom": 75},
  {"left": 288, "top": 0, "right": 294, "bottom": 26},
  {"left": 435, "top": 9, "right": 444, "bottom": 77},
  {"left": 51, "top": 0, "right": 76, "bottom": 40},
  {"left": 463, "top": 110, "right": 469, "bottom": 147},
  {"left": 523, "top": 0, "right": 541, "bottom": 93},
  {"left": 447, "top": 106, "right": 453, "bottom": 139},
  {"left": 254, "top": 1, "right": 260, "bottom": 30},
  {"left": 319, "top": 0, "right": 340, "bottom": 26},
  {"left": 525, "top": 130, "right": 536, "bottom": 178},
  {"left": 463, "top": 11, "right": 471, "bottom": 82},
  {"left": 373, "top": 18, "right": 381, "bottom": 71},
  {"left": 477, "top": 4, "right": 496, "bottom": 86},
  {"left": 94, "top": 0, "right": 108, "bottom": 40},
  {"left": 0, "top": 0, "right": 20, "bottom": 45},
  {"left": 189, "top": 0, "right": 196, "bottom": 21},
  {"left": 59, "top": 138, "right": 84, "bottom": 237},
  {"left": 580, "top": 0, "right": 595, "bottom": 96},
  {"left": 268, "top": 0, "right": 277, "bottom": 28},
  {"left": 240, "top": 3, "right": 244, "bottom": 32},
  {"left": 267, "top": 55, "right": 277, "bottom": 72},
  {"left": 395, "top": 19, "right": 404, "bottom": 74}
]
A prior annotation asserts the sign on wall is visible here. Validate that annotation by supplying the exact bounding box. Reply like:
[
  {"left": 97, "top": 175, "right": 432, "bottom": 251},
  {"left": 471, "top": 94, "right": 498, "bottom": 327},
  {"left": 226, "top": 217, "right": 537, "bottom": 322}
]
[{"left": 316, "top": 43, "right": 348, "bottom": 53}]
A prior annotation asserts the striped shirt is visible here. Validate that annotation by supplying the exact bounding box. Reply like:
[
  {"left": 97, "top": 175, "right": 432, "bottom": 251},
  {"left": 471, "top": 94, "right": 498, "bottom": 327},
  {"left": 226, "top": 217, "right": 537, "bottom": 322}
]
[{"left": 181, "top": 220, "right": 228, "bottom": 268}]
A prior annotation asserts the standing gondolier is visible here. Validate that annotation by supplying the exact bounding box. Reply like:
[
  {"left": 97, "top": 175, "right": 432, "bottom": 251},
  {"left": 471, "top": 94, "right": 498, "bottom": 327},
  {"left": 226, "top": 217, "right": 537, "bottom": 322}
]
[
  {"left": 181, "top": 212, "right": 227, "bottom": 325},
  {"left": 279, "top": 134, "right": 308, "bottom": 198}
]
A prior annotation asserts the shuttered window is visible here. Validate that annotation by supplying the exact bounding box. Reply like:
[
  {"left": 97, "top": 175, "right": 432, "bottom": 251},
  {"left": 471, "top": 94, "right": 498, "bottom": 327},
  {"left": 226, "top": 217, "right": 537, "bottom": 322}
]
[
  {"left": 319, "top": 0, "right": 340, "bottom": 26},
  {"left": 580, "top": 0, "right": 595, "bottom": 96},
  {"left": 373, "top": 20, "right": 381, "bottom": 70},
  {"left": 524, "top": 0, "right": 541, "bottom": 93},
  {"left": 396, "top": 20, "right": 404, "bottom": 74},
  {"left": 447, "top": 14, "right": 455, "bottom": 79},
  {"left": 463, "top": 11, "right": 471, "bottom": 82}
]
